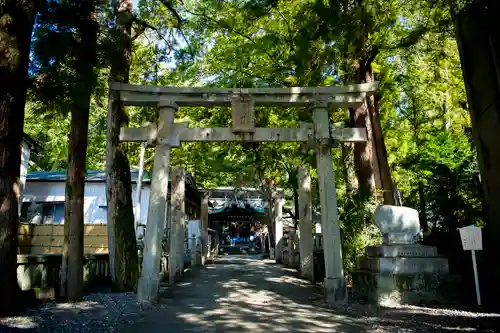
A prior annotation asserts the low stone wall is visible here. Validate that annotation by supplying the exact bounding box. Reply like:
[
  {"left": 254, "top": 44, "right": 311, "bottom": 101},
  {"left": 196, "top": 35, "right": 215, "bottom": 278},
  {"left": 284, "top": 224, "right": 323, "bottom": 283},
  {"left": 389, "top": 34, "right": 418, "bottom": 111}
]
[
  {"left": 18, "top": 223, "right": 108, "bottom": 255},
  {"left": 17, "top": 253, "right": 110, "bottom": 300}
]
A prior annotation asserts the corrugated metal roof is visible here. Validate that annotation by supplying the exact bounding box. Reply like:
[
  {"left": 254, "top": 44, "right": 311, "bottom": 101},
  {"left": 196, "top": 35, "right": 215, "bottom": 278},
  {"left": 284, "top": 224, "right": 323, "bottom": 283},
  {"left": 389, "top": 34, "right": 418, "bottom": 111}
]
[{"left": 27, "top": 170, "right": 152, "bottom": 183}]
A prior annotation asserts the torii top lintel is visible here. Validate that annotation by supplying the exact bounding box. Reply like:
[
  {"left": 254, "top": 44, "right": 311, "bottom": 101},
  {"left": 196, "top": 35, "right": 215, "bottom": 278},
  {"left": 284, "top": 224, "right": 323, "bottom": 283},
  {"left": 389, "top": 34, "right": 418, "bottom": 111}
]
[{"left": 109, "top": 81, "right": 378, "bottom": 107}]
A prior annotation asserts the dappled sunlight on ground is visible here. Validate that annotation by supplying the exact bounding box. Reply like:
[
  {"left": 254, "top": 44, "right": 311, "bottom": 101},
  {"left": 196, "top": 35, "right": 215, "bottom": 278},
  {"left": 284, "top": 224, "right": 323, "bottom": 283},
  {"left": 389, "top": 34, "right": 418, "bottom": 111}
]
[
  {"left": 124, "top": 255, "right": 499, "bottom": 333},
  {"left": 0, "top": 316, "right": 38, "bottom": 330},
  {"left": 0, "top": 292, "right": 147, "bottom": 332},
  {"left": 3, "top": 255, "right": 497, "bottom": 332},
  {"left": 126, "top": 255, "right": 375, "bottom": 332}
]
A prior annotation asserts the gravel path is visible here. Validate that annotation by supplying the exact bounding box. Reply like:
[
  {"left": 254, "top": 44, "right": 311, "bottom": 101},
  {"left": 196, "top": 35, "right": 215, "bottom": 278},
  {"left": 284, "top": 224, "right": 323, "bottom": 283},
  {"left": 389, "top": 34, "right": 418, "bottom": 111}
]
[
  {"left": 2, "top": 255, "right": 499, "bottom": 333},
  {"left": 0, "top": 292, "right": 155, "bottom": 333}
]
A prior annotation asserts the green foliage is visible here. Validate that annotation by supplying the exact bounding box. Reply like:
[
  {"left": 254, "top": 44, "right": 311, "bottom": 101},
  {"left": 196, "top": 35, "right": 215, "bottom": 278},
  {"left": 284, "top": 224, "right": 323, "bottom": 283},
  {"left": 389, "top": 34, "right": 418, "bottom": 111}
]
[
  {"left": 30, "top": 0, "right": 102, "bottom": 115},
  {"left": 339, "top": 190, "right": 381, "bottom": 271},
  {"left": 400, "top": 140, "right": 483, "bottom": 231}
]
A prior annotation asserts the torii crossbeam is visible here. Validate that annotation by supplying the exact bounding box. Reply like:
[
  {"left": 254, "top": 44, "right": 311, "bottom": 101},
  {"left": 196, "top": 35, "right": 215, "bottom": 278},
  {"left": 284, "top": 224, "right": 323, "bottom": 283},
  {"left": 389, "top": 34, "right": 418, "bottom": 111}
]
[{"left": 110, "top": 81, "right": 375, "bottom": 306}]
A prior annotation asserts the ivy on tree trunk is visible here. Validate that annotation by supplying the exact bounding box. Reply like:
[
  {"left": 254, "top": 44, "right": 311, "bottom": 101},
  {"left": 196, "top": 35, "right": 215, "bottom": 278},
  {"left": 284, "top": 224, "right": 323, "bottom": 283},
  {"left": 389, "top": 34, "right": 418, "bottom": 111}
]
[{"left": 105, "top": 0, "right": 138, "bottom": 291}]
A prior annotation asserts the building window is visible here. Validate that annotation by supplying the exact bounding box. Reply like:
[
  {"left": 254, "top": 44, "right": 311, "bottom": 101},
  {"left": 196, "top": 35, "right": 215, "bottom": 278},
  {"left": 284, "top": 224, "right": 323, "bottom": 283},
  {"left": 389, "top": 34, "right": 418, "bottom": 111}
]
[
  {"left": 21, "top": 202, "right": 65, "bottom": 224},
  {"left": 43, "top": 203, "right": 65, "bottom": 224}
]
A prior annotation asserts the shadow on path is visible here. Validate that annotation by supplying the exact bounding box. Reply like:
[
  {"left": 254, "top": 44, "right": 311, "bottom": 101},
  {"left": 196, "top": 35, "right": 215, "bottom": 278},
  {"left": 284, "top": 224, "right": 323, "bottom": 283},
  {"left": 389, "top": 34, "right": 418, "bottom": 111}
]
[
  {"left": 123, "top": 255, "right": 499, "bottom": 333},
  {"left": 124, "top": 255, "right": 368, "bottom": 332}
]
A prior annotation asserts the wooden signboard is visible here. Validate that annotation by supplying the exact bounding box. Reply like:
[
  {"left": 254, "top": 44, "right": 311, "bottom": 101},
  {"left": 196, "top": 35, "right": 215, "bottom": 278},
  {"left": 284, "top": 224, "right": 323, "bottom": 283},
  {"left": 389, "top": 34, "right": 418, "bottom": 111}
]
[
  {"left": 459, "top": 225, "right": 483, "bottom": 306},
  {"left": 459, "top": 225, "right": 482, "bottom": 251}
]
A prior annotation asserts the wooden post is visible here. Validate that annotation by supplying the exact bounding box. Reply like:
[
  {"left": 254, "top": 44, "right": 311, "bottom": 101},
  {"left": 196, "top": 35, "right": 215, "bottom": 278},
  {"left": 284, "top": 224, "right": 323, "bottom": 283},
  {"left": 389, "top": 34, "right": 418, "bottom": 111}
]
[
  {"left": 169, "top": 166, "right": 186, "bottom": 284},
  {"left": 136, "top": 101, "right": 176, "bottom": 302},
  {"left": 298, "top": 167, "right": 314, "bottom": 281},
  {"left": 313, "top": 104, "right": 347, "bottom": 305}
]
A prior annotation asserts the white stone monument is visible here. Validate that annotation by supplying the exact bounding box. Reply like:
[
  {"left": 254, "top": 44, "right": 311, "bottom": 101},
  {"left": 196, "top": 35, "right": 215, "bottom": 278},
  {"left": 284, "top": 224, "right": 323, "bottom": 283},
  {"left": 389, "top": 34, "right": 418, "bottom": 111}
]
[
  {"left": 373, "top": 205, "right": 421, "bottom": 244},
  {"left": 352, "top": 205, "right": 453, "bottom": 305}
]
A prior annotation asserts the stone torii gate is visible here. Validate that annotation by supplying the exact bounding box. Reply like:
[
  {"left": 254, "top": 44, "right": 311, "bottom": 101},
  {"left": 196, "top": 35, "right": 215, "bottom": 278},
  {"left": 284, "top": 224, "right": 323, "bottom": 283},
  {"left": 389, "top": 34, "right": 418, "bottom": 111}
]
[{"left": 110, "top": 82, "right": 375, "bottom": 306}]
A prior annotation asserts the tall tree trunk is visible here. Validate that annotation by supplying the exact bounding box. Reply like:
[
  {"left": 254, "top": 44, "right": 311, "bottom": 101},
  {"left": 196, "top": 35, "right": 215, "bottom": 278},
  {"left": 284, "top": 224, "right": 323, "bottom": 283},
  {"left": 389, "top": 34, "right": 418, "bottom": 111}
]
[
  {"left": 60, "top": 1, "right": 98, "bottom": 301},
  {"left": 61, "top": 102, "right": 91, "bottom": 301},
  {"left": 454, "top": 0, "right": 500, "bottom": 307},
  {"left": 349, "top": 16, "right": 395, "bottom": 204},
  {"left": 341, "top": 142, "right": 358, "bottom": 194},
  {"left": 367, "top": 90, "right": 396, "bottom": 205},
  {"left": 0, "top": 0, "right": 38, "bottom": 315},
  {"left": 105, "top": 0, "right": 138, "bottom": 291},
  {"left": 349, "top": 76, "right": 377, "bottom": 198}
]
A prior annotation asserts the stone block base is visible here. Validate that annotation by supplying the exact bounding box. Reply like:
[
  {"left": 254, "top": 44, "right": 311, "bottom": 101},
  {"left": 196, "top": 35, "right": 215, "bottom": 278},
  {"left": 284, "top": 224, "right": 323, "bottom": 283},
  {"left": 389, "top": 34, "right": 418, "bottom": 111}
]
[
  {"left": 351, "top": 271, "right": 462, "bottom": 306},
  {"left": 191, "top": 251, "right": 202, "bottom": 267},
  {"left": 324, "top": 277, "right": 347, "bottom": 306},
  {"left": 358, "top": 256, "right": 449, "bottom": 274},
  {"left": 137, "top": 275, "right": 161, "bottom": 302}
]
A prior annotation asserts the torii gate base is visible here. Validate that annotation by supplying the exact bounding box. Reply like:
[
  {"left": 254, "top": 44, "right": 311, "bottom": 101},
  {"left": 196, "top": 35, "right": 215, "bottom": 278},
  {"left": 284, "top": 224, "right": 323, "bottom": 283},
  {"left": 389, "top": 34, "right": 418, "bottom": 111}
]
[{"left": 112, "top": 82, "right": 375, "bottom": 306}]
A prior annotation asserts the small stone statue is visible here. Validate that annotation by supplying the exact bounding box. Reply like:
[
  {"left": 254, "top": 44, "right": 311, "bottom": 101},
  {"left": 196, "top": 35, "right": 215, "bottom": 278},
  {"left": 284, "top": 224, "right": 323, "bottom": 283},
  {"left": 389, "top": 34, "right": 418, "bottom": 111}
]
[{"left": 373, "top": 205, "right": 422, "bottom": 244}]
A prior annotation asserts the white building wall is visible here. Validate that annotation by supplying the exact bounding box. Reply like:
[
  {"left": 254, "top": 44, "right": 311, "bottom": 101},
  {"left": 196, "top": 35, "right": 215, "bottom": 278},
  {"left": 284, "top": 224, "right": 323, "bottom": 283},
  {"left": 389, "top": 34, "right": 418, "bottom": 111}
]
[{"left": 23, "top": 181, "right": 151, "bottom": 225}]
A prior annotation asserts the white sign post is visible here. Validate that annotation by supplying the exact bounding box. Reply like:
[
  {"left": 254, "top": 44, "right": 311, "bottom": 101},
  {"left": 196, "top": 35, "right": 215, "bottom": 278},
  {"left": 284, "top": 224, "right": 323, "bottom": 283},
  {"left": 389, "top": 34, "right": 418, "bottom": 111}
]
[{"left": 459, "top": 225, "right": 483, "bottom": 306}]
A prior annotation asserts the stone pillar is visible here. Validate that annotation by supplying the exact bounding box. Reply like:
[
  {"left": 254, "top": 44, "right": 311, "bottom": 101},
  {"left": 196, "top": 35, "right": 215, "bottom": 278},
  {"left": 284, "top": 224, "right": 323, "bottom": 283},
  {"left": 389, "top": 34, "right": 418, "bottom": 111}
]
[
  {"left": 200, "top": 192, "right": 209, "bottom": 265},
  {"left": 287, "top": 230, "right": 297, "bottom": 268},
  {"left": 313, "top": 104, "right": 347, "bottom": 306},
  {"left": 298, "top": 167, "right": 314, "bottom": 281},
  {"left": 190, "top": 232, "right": 198, "bottom": 268},
  {"left": 214, "top": 232, "right": 219, "bottom": 257},
  {"left": 137, "top": 101, "right": 177, "bottom": 303},
  {"left": 260, "top": 227, "right": 265, "bottom": 255},
  {"left": 169, "top": 167, "right": 186, "bottom": 284},
  {"left": 272, "top": 189, "right": 284, "bottom": 264}
]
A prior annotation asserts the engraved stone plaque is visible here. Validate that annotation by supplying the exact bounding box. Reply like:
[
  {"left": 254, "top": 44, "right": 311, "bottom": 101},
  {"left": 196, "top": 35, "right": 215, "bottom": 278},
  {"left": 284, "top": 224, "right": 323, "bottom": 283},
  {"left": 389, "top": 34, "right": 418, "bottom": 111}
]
[
  {"left": 365, "top": 245, "right": 437, "bottom": 258},
  {"left": 231, "top": 94, "right": 255, "bottom": 133}
]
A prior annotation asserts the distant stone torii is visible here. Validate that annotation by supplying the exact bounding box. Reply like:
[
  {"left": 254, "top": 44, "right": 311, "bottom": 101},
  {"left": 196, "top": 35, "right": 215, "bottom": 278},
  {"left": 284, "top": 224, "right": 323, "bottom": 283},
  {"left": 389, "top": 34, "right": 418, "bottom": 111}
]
[{"left": 109, "top": 81, "right": 376, "bottom": 306}]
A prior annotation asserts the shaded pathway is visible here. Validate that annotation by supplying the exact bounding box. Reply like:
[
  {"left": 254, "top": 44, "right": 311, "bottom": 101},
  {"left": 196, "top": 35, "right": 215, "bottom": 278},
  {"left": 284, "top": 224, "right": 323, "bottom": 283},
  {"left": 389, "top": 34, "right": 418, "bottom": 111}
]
[
  {"left": 2, "top": 256, "right": 497, "bottom": 332},
  {"left": 124, "top": 255, "right": 371, "bottom": 333}
]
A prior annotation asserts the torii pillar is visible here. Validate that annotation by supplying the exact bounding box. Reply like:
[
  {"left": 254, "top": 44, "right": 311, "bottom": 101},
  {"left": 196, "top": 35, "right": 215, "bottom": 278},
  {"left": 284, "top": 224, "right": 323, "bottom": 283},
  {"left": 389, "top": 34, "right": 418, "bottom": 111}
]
[
  {"left": 169, "top": 166, "right": 186, "bottom": 284},
  {"left": 136, "top": 101, "right": 177, "bottom": 302},
  {"left": 313, "top": 103, "right": 347, "bottom": 304},
  {"left": 298, "top": 167, "right": 314, "bottom": 281}
]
